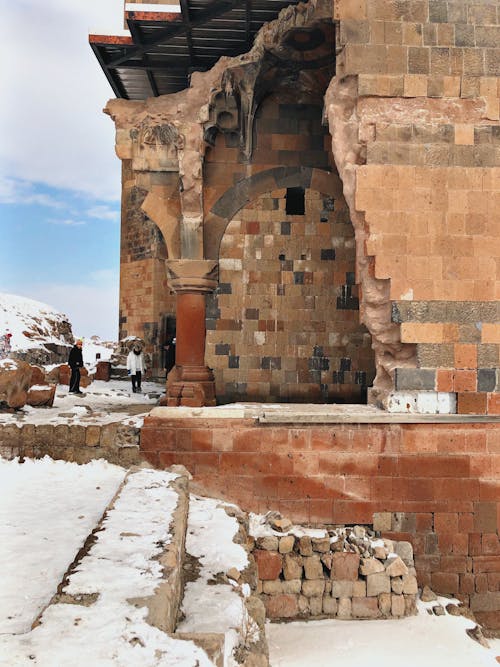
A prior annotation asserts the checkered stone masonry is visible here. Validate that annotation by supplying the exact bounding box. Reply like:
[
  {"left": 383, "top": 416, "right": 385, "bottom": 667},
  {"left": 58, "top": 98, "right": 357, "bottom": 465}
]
[{"left": 205, "top": 188, "right": 375, "bottom": 404}]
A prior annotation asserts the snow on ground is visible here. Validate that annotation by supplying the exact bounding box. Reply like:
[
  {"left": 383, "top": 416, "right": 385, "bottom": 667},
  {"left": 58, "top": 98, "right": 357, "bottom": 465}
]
[
  {"left": 267, "top": 605, "right": 500, "bottom": 667},
  {"left": 0, "top": 461, "right": 213, "bottom": 667},
  {"left": 0, "top": 293, "right": 72, "bottom": 352},
  {"left": 0, "top": 457, "right": 499, "bottom": 667},
  {"left": 178, "top": 496, "right": 250, "bottom": 666},
  {"left": 0, "top": 379, "right": 162, "bottom": 427},
  {"left": 0, "top": 457, "right": 125, "bottom": 634}
]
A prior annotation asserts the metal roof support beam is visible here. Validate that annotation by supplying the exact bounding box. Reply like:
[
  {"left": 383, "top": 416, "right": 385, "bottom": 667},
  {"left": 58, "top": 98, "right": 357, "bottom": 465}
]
[
  {"left": 245, "top": 0, "right": 252, "bottom": 49},
  {"left": 90, "top": 43, "right": 128, "bottom": 99},
  {"left": 127, "top": 19, "right": 160, "bottom": 96},
  {"left": 180, "top": 0, "right": 195, "bottom": 63},
  {"left": 108, "top": 0, "right": 239, "bottom": 68}
]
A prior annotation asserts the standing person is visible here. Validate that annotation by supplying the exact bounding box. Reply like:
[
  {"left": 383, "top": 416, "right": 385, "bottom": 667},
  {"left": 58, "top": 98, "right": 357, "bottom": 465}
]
[
  {"left": 164, "top": 335, "right": 176, "bottom": 375},
  {"left": 0, "top": 332, "right": 12, "bottom": 360},
  {"left": 68, "top": 339, "right": 84, "bottom": 395},
  {"left": 127, "top": 343, "right": 146, "bottom": 393}
]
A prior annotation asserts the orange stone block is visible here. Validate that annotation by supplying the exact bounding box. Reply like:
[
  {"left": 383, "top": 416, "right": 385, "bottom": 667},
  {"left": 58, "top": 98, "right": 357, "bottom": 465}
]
[
  {"left": 457, "top": 392, "right": 487, "bottom": 415},
  {"left": 454, "top": 124, "right": 474, "bottom": 145},
  {"left": 454, "top": 370, "right": 477, "bottom": 393},
  {"left": 454, "top": 344, "right": 477, "bottom": 370},
  {"left": 487, "top": 394, "right": 500, "bottom": 415},
  {"left": 437, "top": 369, "right": 454, "bottom": 392}
]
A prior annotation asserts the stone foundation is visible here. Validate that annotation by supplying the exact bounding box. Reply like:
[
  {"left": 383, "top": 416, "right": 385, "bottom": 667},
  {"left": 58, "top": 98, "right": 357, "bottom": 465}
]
[
  {"left": 0, "top": 422, "right": 143, "bottom": 468},
  {"left": 141, "top": 405, "right": 500, "bottom": 629}
]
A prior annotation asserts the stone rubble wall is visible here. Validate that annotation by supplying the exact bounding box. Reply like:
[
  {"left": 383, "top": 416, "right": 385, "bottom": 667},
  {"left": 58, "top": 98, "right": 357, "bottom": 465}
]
[
  {"left": 251, "top": 526, "right": 417, "bottom": 620},
  {"left": 0, "top": 422, "right": 143, "bottom": 468}
]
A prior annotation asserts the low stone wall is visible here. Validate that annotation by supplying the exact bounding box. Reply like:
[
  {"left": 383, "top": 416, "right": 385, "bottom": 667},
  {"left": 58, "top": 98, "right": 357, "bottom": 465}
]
[
  {"left": 251, "top": 522, "right": 417, "bottom": 621},
  {"left": 0, "top": 422, "right": 143, "bottom": 467}
]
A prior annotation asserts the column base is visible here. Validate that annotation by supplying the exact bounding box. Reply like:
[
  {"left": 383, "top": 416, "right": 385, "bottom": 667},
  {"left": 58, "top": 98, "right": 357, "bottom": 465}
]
[{"left": 161, "top": 365, "right": 216, "bottom": 407}]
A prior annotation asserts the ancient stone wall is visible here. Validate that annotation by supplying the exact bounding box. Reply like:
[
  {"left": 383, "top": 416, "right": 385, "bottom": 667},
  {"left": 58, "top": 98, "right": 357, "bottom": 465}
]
[
  {"left": 141, "top": 410, "right": 500, "bottom": 628},
  {"left": 206, "top": 187, "right": 375, "bottom": 403},
  {"left": 0, "top": 422, "right": 142, "bottom": 468},
  {"left": 327, "top": 0, "right": 500, "bottom": 413},
  {"left": 119, "top": 161, "right": 176, "bottom": 375}
]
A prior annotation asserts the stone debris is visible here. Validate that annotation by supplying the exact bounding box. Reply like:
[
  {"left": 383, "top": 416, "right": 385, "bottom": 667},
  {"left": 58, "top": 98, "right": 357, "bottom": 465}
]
[
  {"left": 421, "top": 585, "right": 438, "bottom": 602},
  {"left": 250, "top": 519, "right": 417, "bottom": 621}
]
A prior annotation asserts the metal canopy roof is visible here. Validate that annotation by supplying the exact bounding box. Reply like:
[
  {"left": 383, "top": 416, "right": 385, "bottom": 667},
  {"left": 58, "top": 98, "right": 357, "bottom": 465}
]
[{"left": 90, "top": 0, "right": 305, "bottom": 100}]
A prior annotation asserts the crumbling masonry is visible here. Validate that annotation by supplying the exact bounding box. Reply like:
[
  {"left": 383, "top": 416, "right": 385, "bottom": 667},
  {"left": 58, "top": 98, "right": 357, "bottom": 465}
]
[{"left": 92, "top": 0, "right": 500, "bottom": 628}]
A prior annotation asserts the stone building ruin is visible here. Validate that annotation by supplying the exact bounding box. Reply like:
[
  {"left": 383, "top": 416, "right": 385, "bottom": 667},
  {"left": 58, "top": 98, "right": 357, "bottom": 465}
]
[{"left": 91, "top": 0, "right": 500, "bottom": 629}]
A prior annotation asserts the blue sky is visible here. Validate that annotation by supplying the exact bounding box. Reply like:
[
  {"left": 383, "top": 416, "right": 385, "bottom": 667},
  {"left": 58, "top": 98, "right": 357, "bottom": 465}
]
[{"left": 0, "top": 0, "right": 125, "bottom": 339}]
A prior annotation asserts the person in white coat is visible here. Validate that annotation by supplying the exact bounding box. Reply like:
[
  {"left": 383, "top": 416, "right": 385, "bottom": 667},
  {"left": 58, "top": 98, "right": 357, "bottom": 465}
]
[{"left": 126, "top": 343, "right": 146, "bottom": 393}]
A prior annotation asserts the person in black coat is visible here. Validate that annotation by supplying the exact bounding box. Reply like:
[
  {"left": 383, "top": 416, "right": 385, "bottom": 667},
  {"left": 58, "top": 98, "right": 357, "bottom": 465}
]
[
  {"left": 68, "top": 339, "right": 84, "bottom": 395},
  {"left": 164, "top": 336, "right": 176, "bottom": 375}
]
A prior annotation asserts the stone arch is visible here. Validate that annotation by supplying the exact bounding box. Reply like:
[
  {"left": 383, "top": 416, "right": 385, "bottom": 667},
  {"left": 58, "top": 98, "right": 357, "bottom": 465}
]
[
  {"left": 204, "top": 167, "right": 344, "bottom": 261},
  {"left": 205, "top": 179, "right": 376, "bottom": 404}
]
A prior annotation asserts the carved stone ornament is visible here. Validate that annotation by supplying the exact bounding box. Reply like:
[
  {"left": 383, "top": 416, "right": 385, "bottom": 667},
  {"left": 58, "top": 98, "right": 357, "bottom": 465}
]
[
  {"left": 166, "top": 259, "right": 219, "bottom": 294},
  {"left": 129, "top": 118, "right": 184, "bottom": 172}
]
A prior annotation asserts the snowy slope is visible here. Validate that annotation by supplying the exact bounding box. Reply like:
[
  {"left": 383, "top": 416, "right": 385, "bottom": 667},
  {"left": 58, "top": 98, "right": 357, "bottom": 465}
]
[{"left": 0, "top": 292, "right": 73, "bottom": 358}]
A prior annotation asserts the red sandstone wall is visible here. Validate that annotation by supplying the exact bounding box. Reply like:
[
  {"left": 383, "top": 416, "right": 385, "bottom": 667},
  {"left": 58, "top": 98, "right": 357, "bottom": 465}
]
[{"left": 141, "top": 415, "right": 500, "bottom": 627}]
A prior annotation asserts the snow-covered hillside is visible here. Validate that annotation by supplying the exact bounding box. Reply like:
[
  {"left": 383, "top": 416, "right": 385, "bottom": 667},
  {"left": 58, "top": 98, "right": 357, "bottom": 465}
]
[{"left": 0, "top": 293, "right": 113, "bottom": 365}]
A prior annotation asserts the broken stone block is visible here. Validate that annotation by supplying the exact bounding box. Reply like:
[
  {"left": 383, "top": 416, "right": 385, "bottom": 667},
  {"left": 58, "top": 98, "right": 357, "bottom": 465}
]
[
  {"left": 360, "top": 556, "right": 385, "bottom": 576},
  {"left": 298, "top": 535, "right": 313, "bottom": 556},
  {"left": 283, "top": 553, "right": 303, "bottom": 580},
  {"left": 27, "top": 384, "right": 56, "bottom": 407},
  {"left": 331, "top": 552, "right": 360, "bottom": 580},
  {"left": 385, "top": 556, "right": 409, "bottom": 577},
  {"left": 256, "top": 535, "right": 279, "bottom": 551},
  {"left": 278, "top": 535, "right": 295, "bottom": 554},
  {"left": 337, "top": 597, "right": 352, "bottom": 619},
  {"left": 311, "top": 536, "right": 330, "bottom": 553},
  {"left": 394, "top": 541, "right": 414, "bottom": 565},
  {"left": 302, "top": 579, "right": 325, "bottom": 598},
  {"left": 391, "top": 594, "right": 406, "bottom": 617},
  {"left": 331, "top": 580, "right": 354, "bottom": 598},
  {"left": 421, "top": 585, "right": 437, "bottom": 602},
  {"left": 402, "top": 574, "right": 418, "bottom": 594},
  {"left": 254, "top": 550, "right": 282, "bottom": 580},
  {"left": 304, "top": 555, "right": 323, "bottom": 580},
  {"left": 367, "top": 572, "right": 391, "bottom": 596},
  {"left": 322, "top": 595, "right": 337, "bottom": 615},
  {"left": 352, "top": 597, "right": 381, "bottom": 619}
]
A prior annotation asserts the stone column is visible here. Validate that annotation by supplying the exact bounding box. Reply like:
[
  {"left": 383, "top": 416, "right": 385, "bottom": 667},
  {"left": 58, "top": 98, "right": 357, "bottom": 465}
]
[{"left": 163, "top": 259, "right": 218, "bottom": 407}]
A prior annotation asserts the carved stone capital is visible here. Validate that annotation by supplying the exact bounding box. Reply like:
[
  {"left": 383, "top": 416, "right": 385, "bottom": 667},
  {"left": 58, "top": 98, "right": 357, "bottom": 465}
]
[{"left": 166, "top": 259, "right": 218, "bottom": 294}]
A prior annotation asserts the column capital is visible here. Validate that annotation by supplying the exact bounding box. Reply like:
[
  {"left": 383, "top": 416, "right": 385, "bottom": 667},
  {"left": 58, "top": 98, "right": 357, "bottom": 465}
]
[{"left": 166, "top": 259, "right": 218, "bottom": 294}]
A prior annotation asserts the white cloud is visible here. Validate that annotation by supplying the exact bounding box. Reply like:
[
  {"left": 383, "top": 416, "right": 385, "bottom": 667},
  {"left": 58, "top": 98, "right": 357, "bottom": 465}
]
[
  {"left": 0, "top": 177, "right": 65, "bottom": 208},
  {"left": 0, "top": 0, "right": 124, "bottom": 202},
  {"left": 86, "top": 205, "right": 120, "bottom": 222},
  {"left": 48, "top": 218, "right": 87, "bottom": 227}
]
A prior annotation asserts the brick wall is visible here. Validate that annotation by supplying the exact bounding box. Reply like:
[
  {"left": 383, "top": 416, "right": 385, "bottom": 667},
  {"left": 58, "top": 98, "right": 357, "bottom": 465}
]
[
  {"left": 141, "top": 414, "right": 500, "bottom": 627},
  {"left": 206, "top": 188, "right": 375, "bottom": 403},
  {"left": 119, "top": 161, "right": 176, "bottom": 373},
  {"left": 329, "top": 0, "right": 500, "bottom": 412}
]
